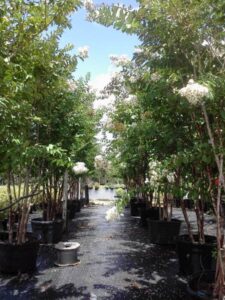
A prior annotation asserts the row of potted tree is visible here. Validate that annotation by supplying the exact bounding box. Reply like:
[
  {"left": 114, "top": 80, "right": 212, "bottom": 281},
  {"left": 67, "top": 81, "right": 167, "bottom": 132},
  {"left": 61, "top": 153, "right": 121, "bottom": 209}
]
[
  {"left": 0, "top": 1, "right": 99, "bottom": 275},
  {"left": 85, "top": 0, "right": 225, "bottom": 298}
]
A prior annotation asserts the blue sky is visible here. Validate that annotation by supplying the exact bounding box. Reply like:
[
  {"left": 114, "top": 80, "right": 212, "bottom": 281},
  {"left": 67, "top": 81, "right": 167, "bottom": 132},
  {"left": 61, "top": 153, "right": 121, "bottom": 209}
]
[{"left": 59, "top": 0, "right": 139, "bottom": 82}]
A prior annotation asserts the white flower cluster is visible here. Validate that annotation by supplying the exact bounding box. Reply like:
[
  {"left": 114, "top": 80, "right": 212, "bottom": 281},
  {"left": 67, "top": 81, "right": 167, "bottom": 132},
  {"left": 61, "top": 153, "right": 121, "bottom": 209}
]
[
  {"left": 145, "top": 178, "right": 150, "bottom": 184},
  {"left": 83, "top": 0, "right": 94, "bottom": 11},
  {"left": 149, "top": 170, "right": 160, "bottom": 186},
  {"left": 128, "top": 70, "right": 143, "bottom": 83},
  {"left": 201, "top": 39, "right": 225, "bottom": 58},
  {"left": 134, "top": 47, "right": 143, "bottom": 55},
  {"left": 105, "top": 206, "right": 120, "bottom": 221},
  {"left": 124, "top": 94, "right": 137, "bottom": 103},
  {"left": 67, "top": 80, "right": 77, "bottom": 92},
  {"left": 73, "top": 162, "right": 88, "bottom": 175},
  {"left": 111, "top": 71, "right": 122, "bottom": 80},
  {"left": 151, "top": 72, "right": 161, "bottom": 82},
  {"left": 120, "top": 162, "right": 127, "bottom": 169},
  {"left": 148, "top": 161, "right": 160, "bottom": 186},
  {"left": 148, "top": 161, "right": 175, "bottom": 186},
  {"left": 109, "top": 54, "right": 131, "bottom": 67},
  {"left": 78, "top": 46, "right": 89, "bottom": 59},
  {"left": 94, "top": 155, "right": 107, "bottom": 169},
  {"left": 150, "top": 52, "right": 162, "bottom": 60},
  {"left": 179, "top": 79, "right": 209, "bottom": 105},
  {"left": 202, "top": 40, "right": 209, "bottom": 47},
  {"left": 104, "top": 116, "right": 113, "bottom": 130},
  {"left": 129, "top": 76, "right": 137, "bottom": 83},
  {"left": 166, "top": 172, "right": 175, "bottom": 184}
]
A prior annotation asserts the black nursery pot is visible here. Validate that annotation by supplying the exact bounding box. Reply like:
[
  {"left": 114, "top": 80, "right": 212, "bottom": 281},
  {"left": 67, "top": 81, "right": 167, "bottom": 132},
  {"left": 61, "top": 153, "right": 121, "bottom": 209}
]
[
  {"left": 183, "top": 199, "right": 194, "bottom": 209},
  {"left": 130, "top": 197, "right": 146, "bottom": 216},
  {"left": 174, "top": 198, "right": 181, "bottom": 208},
  {"left": 147, "top": 218, "right": 181, "bottom": 245},
  {"left": 53, "top": 219, "right": 64, "bottom": 243},
  {"left": 0, "top": 218, "right": 8, "bottom": 231},
  {"left": 67, "top": 200, "right": 77, "bottom": 219},
  {"left": 0, "top": 232, "right": 39, "bottom": 274},
  {"left": 139, "top": 207, "right": 162, "bottom": 226},
  {"left": 74, "top": 200, "right": 81, "bottom": 213},
  {"left": 31, "top": 218, "right": 64, "bottom": 244},
  {"left": 186, "top": 271, "right": 214, "bottom": 300},
  {"left": 176, "top": 235, "right": 216, "bottom": 276},
  {"left": 80, "top": 197, "right": 86, "bottom": 208}
]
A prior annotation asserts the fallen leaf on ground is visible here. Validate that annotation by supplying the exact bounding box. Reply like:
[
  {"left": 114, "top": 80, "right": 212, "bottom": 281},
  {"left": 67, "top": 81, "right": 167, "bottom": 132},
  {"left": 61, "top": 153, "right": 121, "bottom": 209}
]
[{"left": 130, "top": 281, "right": 142, "bottom": 289}]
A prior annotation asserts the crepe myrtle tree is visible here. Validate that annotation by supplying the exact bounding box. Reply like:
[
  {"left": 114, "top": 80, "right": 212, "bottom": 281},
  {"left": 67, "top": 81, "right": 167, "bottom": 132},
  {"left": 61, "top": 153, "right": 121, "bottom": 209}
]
[
  {"left": 101, "top": 71, "right": 150, "bottom": 194},
  {"left": 178, "top": 78, "right": 225, "bottom": 298},
  {"left": 0, "top": 0, "right": 99, "bottom": 244},
  {"left": 147, "top": 159, "right": 176, "bottom": 220},
  {"left": 72, "top": 162, "right": 89, "bottom": 200},
  {"left": 94, "top": 155, "right": 109, "bottom": 185},
  {"left": 86, "top": 4, "right": 225, "bottom": 297}
]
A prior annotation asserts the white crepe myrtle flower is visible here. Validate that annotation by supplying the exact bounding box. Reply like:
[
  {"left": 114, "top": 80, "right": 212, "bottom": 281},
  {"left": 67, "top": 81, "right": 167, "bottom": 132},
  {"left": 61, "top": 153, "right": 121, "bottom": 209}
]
[
  {"left": 73, "top": 162, "right": 88, "bottom": 175},
  {"left": 179, "top": 79, "right": 209, "bottom": 105},
  {"left": 149, "top": 170, "right": 160, "bottom": 186},
  {"left": 129, "top": 76, "right": 137, "bottom": 83},
  {"left": 148, "top": 161, "right": 158, "bottom": 170},
  {"left": 105, "top": 117, "right": 113, "bottom": 130},
  {"left": 145, "top": 178, "right": 150, "bottom": 184},
  {"left": 120, "top": 162, "right": 126, "bottom": 169},
  {"left": 94, "top": 154, "right": 104, "bottom": 165},
  {"left": 130, "top": 122, "right": 137, "bottom": 128},
  {"left": 67, "top": 80, "right": 77, "bottom": 91},
  {"left": 94, "top": 155, "right": 107, "bottom": 169},
  {"left": 151, "top": 72, "right": 161, "bottom": 82},
  {"left": 78, "top": 46, "right": 89, "bottom": 59},
  {"left": 105, "top": 206, "right": 120, "bottom": 221},
  {"left": 202, "top": 40, "right": 209, "bottom": 47},
  {"left": 111, "top": 71, "right": 124, "bottom": 81},
  {"left": 83, "top": 0, "right": 94, "bottom": 10},
  {"left": 115, "top": 152, "right": 121, "bottom": 159},
  {"left": 109, "top": 54, "right": 131, "bottom": 67},
  {"left": 151, "top": 52, "right": 162, "bottom": 59},
  {"left": 167, "top": 172, "right": 175, "bottom": 184},
  {"left": 124, "top": 95, "right": 137, "bottom": 103},
  {"left": 134, "top": 47, "right": 143, "bottom": 54},
  {"left": 128, "top": 70, "right": 142, "bottom": 83}
]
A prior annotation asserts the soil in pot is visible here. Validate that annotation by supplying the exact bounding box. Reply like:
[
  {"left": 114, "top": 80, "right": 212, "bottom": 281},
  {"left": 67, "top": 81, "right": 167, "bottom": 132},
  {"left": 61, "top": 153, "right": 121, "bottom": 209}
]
[
  {"left": 176, "top": 235, "right": 216, "bottom": 276},
  {"left": 187, "top": 271, "right": 214, "bottom": 300},
  {"left": 147, "top": 218, "right": 181, "bottom": 245},
  {"left": 0, "top": 232, "right": 39, "bottom": 274},
  {"left": 31, "top": 218, "right": 64, "bottom": 244}
]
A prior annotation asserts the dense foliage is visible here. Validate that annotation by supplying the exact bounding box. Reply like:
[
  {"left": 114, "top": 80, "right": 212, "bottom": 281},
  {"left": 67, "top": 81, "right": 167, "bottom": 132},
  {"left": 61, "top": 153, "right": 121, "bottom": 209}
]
[
  {"left": 0, "top": 0, "right": 99, "bottom": 243},
  {"left": 86, "top": 0, "right": 225, "bottom": 297}
]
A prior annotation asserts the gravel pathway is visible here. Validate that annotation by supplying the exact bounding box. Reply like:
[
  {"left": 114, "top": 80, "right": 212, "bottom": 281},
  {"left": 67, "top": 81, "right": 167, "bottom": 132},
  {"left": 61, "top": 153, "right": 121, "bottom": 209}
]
[{"left": 0, "top": 204, "right": 216, "bottom": 300}]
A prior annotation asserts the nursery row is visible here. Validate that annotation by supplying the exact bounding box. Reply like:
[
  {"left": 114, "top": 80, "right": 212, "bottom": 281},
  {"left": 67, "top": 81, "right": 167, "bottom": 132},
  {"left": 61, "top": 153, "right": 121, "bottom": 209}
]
[
  {"left": 0, "top": 197, "right": 87, "bottom": 275},
  {"left": 129, "top": 197, "right": 217, "bottom": 300}
]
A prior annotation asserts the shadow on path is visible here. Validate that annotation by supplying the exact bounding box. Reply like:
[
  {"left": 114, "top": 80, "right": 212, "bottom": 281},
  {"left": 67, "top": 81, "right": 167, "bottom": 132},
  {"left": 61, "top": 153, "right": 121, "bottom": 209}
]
[{"left": 0, "top": 205, "right": 188, "bottom": 299}]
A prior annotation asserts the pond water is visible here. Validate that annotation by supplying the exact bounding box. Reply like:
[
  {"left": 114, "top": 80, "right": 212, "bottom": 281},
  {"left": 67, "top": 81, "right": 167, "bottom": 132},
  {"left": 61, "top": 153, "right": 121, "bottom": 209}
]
[{"left": 88, "top": 187, "right": 116, "bottom": 200}]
